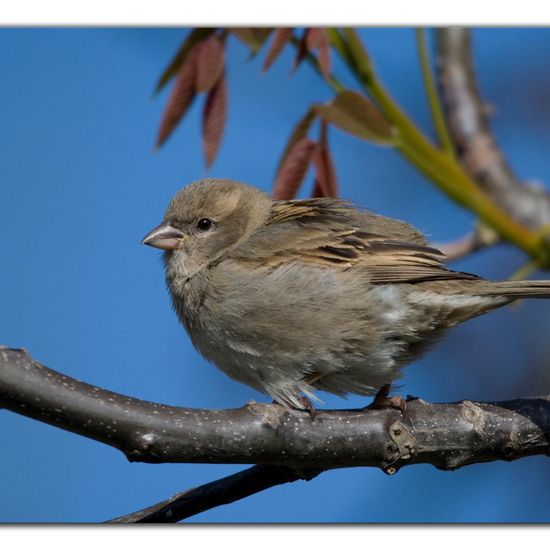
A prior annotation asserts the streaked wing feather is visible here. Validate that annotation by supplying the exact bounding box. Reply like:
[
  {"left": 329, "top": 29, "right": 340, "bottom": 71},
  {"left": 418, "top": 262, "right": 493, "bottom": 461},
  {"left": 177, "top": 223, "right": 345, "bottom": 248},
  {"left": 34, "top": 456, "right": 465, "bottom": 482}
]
[{"left": 232, "top": 199, "right": 480, "bottom": 284}]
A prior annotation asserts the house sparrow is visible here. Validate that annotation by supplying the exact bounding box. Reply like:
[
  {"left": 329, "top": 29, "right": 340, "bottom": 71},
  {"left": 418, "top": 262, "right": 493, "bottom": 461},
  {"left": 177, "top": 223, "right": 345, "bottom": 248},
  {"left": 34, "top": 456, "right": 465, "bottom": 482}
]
[{"left": 142, "top": 178, "right": 550, "bottom": 410}]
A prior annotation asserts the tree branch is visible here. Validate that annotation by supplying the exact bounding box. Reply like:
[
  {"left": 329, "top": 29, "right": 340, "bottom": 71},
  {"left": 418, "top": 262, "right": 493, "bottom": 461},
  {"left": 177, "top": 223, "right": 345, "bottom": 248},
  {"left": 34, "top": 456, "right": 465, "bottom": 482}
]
[
  {"left": 435, "top": 28, "right": 550, "bottom": 234},
  {"left": 2, "top": 346, "right": 550, "bottom": 473},
  {"left": 435, "top": 224, "right": 500, "bottom": 262},
  {"left": 435, "top": 230, "right": 486, "bottom": 262},
  {"left": 107, "top": 464, "right": 321, "bottom": 523}
]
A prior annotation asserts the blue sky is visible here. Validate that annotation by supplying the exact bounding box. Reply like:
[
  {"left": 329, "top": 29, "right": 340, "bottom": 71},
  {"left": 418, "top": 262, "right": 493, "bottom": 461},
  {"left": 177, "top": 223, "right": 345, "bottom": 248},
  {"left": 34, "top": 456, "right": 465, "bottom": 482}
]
[{"left": 2, "top": 28, "right": 550, "bottom": 522}]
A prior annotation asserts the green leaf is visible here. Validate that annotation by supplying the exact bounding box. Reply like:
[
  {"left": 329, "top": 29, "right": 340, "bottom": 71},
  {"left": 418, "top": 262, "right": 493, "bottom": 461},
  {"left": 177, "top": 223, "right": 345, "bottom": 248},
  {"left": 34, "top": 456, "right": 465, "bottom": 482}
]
[
  {"left": 155, "top": 28, "right": 217, "bottom": 94},
  {"left": 230, "top": 28, "right": 272, "bottom": 53},
  {"left": 315, "top": 90, "right": 397, "bottom": 145},
  {"left": 341, "top": 28, "right": 372, "bottom": 75}
]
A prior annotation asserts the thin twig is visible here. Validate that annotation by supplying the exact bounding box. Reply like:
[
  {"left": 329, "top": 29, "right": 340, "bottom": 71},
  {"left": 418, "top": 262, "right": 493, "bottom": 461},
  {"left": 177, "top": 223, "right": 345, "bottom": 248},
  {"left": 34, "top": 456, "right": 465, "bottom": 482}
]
[
  {"left": 415, "top": 28, "right": 455, "bottom": 157},
  {"left": 509, "top": 260, "right": 540, "bottom": 282},
  {"left": 435, "top": 224, "right": 500, "bottom": 262},
  {"left": 107, "top": 465, "right": 321, "bottom": 523},
  {"left": 436, "top": 232, "right": 483, "bottom": 263}
]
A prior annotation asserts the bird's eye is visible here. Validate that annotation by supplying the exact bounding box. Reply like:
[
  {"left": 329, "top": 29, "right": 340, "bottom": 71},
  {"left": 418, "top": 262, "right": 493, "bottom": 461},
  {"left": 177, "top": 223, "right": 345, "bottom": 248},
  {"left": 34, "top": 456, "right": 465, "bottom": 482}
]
[{"left": 197, "top": 218, "right": 213, "bottom": 231}]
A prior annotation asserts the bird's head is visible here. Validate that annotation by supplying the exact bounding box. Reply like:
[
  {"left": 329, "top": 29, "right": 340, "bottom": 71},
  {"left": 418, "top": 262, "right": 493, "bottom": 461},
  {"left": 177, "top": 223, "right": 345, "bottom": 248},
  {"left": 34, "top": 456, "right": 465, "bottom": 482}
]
[{"left": 142, "top": 178, "right": 272, "bottom": 280}]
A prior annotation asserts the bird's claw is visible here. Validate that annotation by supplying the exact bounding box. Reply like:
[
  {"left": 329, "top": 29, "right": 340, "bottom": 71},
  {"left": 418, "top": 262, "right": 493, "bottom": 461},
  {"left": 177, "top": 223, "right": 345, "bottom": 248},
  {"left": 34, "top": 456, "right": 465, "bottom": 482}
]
[
  {"left": 297, "top": 396, "right": 317, "bottom": 420},
  {"left": 364, "top": 384, "right": 406, "bottom": 414}
]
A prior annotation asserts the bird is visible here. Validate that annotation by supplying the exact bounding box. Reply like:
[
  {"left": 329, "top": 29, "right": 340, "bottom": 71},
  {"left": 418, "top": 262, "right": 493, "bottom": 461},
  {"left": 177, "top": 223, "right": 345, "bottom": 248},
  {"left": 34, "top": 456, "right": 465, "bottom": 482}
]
[{"left": 142, "top": 178, "right": 550, "bottom": 412}]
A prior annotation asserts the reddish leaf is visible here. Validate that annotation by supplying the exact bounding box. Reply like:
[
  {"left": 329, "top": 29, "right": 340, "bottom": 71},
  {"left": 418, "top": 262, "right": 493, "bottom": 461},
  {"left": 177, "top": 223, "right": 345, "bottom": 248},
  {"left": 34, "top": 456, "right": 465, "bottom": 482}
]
[
  {"left": 202, "top": 73, "right": 228, "bottom": 167},
  {"left": 305, "top": 28, "right": 323, "bottom": 49},
  {"left": 156, "top": 47, "right": 199, "bottom": 147},
  {"left": 311, "top": 122, "right": 338, "bottom": 197},
  {"left": 312, "top": 146, "right": 338, "bottom": 198},
  {"left": 314, "top": 90, "right": 397, "bottom": 145},
  {"left": 272, "top": 138, "right": 317, "bottom": 199},
  {"left": 311, "top": 178, "right": 324, "bottom": 198},
  {"left": 262, "top": 28, "right": 293, "bottom": 72},
  {"left": 230, "top": 28, "right": 272, "bottom": 53},
  {"left": 196, "top": 35, "right": 225, "bottom": 92},
  {"left": 155, "top": 28, "right": 217, "bottom": 94},
  {"left": 276, "top": 108, "right": 317, "bottom": 173},
  {"left": 303, "top": 29, "right": 331, "bottom": 79},
  {"left": 319, "top": 117, "right": 329, "bottom": 148},
  {"left": 292, "top": 29, "right": 309, "bottom": 72}
]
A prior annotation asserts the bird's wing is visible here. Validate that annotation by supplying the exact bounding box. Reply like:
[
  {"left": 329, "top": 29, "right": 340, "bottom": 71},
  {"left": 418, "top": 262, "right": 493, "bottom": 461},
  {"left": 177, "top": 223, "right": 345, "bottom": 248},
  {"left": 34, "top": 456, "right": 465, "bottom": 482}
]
[{"left": 230, "top": 199, "right": 480, "bottom": 284}]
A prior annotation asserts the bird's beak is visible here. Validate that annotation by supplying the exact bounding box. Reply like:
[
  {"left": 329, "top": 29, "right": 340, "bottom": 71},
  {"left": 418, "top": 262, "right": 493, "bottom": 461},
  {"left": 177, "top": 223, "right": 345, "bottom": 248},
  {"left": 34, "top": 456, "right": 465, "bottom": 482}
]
[{"left": 141, "top": 222, "right": 185, "bottom": 251}]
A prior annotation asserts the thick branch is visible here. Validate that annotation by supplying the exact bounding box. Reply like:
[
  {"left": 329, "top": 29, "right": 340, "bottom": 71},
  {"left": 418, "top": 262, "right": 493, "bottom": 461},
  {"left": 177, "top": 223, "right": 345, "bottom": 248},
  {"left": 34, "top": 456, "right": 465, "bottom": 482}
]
[
  {"left": 1, "top": 346, "right": 550, "bottom": 472},
  {"left": 435, "top": 28, "right": 550, "bottom": 232}
]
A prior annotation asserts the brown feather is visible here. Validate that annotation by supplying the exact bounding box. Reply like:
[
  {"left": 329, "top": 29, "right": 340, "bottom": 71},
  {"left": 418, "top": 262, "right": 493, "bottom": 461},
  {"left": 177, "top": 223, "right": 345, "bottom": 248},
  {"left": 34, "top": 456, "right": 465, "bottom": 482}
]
[{"left": 234, "top": 199, "right": 480, "bottom": 283}]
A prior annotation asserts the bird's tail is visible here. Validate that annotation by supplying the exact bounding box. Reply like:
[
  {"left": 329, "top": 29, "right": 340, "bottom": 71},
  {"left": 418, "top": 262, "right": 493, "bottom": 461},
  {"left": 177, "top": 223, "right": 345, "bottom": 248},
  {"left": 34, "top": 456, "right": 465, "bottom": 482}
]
[{"left": 475, "top": 280, "right": 550, "bottom": 300}]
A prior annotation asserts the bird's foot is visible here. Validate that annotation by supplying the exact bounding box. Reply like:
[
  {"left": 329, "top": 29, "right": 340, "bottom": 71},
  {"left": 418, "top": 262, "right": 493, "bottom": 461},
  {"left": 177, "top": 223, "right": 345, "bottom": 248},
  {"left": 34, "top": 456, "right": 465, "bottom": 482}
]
[
  {"left": 270, "top": 397, "right": 317, "bottom": 420},
  {"left": 297, "top": 396, "right": 317, "bottom": 420},
  {"left": 367, "top": 395, "right": 406, "bottom": 414},
  {"left": 364, "top": 384, "right": 406, "bottom": 414}
]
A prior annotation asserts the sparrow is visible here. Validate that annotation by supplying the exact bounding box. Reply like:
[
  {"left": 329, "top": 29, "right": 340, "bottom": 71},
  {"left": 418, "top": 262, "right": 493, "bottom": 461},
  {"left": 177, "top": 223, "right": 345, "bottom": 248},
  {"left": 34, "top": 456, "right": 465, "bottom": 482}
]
[{"left": 142, "top": 178, "right": 550, "bottom": 410}]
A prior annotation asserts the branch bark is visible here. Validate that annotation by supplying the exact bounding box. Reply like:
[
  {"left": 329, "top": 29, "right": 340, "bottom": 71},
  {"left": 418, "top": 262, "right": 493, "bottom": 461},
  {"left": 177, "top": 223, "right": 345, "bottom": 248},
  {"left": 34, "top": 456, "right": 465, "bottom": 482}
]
[
  {"left": 435, "top": 28, "right": 550, "bottom": 233},
  {"left": 107, "top": 464, "right": 320, "bottom": 523},
  {"left": 2, "top": 346, "right": 550, "bottom": 473},
  {"left": 435, "top": 228, "right": 497, "bottom": 262}
]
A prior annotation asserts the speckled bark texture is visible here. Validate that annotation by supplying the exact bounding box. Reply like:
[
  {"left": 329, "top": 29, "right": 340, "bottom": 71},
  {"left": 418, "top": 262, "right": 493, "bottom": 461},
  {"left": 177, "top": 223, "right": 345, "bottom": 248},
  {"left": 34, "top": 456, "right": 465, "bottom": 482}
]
[{"left": 2, "top": 346, "right": 550, "bottom": 473}]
